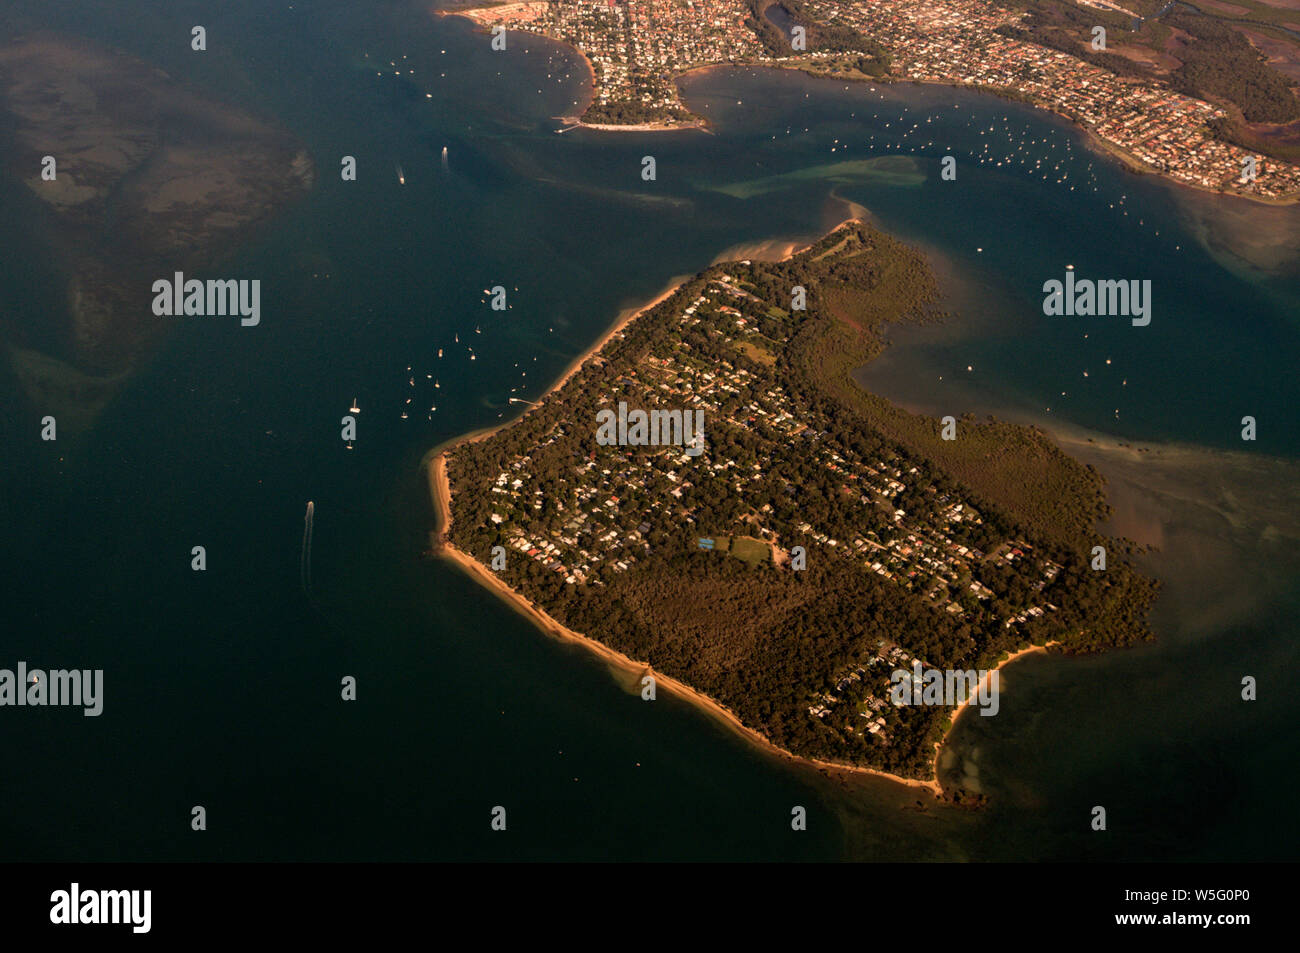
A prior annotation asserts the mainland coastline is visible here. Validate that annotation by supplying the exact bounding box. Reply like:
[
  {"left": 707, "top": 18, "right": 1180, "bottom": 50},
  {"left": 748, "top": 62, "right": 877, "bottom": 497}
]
[
  {"left": 439, "top": 1, "right": 1300, "bottom": 203},
  {"left": 424, "top": 218, "right": 1090, "bottom": 798}
]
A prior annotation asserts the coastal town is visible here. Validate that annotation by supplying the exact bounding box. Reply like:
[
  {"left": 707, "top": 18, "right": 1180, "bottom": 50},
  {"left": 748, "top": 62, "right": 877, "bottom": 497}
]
[
  {"left": 458, "top": 0, "right": 765, "bottom": 126},
  {"left": 455, "top": 0, "right": 1300, "bottom": 200},
  {"left": 800, "top": 0, "right": 1300, "bottom": 199},
  {"left": 449, "top": 239, "right": 1076, "bottom": 751}
]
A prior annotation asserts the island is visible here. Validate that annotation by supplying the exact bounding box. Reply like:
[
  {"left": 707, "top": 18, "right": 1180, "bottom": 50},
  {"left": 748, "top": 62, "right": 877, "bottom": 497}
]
[{"left": 428, "top": 219, "right": 1158, "bottom": 793}]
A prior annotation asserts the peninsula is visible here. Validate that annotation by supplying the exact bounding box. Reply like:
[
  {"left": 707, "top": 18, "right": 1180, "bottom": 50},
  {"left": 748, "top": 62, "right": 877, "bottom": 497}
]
[{"left": 428, "top": 220, "right": 1157, "bottom": 792}]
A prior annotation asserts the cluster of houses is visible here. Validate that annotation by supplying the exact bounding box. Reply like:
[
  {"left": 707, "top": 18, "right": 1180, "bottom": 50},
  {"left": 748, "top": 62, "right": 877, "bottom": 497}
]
[
  {"left": 807, "top": 642, "right": 938, "bottom": 742},
  {"left": 803, "top": 0, "right": 1300, "bottom": 199},
  {"left": 479, "top": 264, "right": 1068, "bottom": 733},
  {"left": 492, "top": 0, "right": 764, "bottom": 122},
  {"left": 471, "top": 0, "right": 1300, "bottom": 195}
]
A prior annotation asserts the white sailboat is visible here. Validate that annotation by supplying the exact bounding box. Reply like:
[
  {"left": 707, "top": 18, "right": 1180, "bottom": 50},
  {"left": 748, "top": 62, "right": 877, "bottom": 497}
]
[{"left": 349, "top": 397, "right": 361, "bottom": 413}]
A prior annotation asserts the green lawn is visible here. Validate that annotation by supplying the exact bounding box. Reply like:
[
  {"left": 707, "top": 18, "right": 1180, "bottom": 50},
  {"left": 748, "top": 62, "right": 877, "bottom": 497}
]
[{"left": 726, "top": 535, "right": 774, "bottom": 566}]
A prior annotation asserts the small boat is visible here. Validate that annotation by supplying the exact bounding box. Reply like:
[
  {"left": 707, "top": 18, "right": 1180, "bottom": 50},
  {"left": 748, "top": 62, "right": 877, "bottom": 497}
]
[
  {"left": 438, "top": 348, "right": 443, "bottom": 358},
  {"left": 396, "top": 163, "right": 405, "bottom": 185},
  {"left": 400, "top": 411, "right": 409, "bottom": 419},
  {"left": 350, "top": 397, "right": 361, "bottom": 413}
]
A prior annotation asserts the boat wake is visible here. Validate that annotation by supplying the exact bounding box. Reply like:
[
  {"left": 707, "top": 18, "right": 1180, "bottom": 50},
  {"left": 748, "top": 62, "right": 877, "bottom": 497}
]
[{"left": 301, "top": 500, "right": 314, "bottom": 595}]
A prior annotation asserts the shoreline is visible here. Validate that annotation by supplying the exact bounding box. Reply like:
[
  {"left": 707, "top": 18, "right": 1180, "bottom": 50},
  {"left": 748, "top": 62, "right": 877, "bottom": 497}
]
[
  {"left": 424, "top": 218, "right": 1068, "bottom": 798},
  {"left": 948, "top": 642, "right": 1061, "bottom": 730},
  {"left": 442, "top": 5, "right": 710, "bottom": 133},
  {"left": 558, "top": 118, "right": 709, "bottom": 133},
  {"left": 424, "top": 219, "right": 861, "bottom": 471},
  {"left": 554, "top": 40, "right": 709, "bottom": 133},
  {"left": 437, "top": 0, "right": 1298, "bottom": 206},
  {"left": 929, "top": 640, "right": 1062, "bottom": 784},
  {"left": 774, "top": 66, "right": 1300, "bottom": 208},
  {"left": 428, "top": 454, "right": 945, "bottom": 795},
  {"left": 434, "top": 518, "right": 947, "bottom": 794}
]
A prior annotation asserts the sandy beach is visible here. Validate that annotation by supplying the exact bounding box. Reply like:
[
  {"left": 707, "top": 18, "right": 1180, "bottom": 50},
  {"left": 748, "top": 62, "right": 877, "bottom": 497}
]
[
  {"left": 563, "top": 119, "right": 708, "bottom": 133},
  {"left": 947, "top": 642, "right": 1061, "bottom": 730},
  {"left": 432, "top": 516, "right": 945, "bottom": 793}
]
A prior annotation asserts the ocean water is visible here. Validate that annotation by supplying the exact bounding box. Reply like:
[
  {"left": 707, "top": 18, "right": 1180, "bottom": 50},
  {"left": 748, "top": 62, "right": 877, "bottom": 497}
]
[{"left": 1, "top": 0, "right": 1296, "bottom": 860}]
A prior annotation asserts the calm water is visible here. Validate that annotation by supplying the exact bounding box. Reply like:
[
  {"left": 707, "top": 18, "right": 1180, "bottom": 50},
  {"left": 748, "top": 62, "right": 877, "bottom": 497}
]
[{"left": 1, "top": 0, "right": 1296, "bottom": 861}]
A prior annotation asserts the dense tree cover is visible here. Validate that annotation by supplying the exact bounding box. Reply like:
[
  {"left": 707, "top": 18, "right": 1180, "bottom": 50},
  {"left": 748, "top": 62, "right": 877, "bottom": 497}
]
[
  {"left": 785, "top": 0, "right": 891, "bottom": 76},
  {"left": 745, "top": 0, "right": 791, "bottom": 56},
  {"left": 998, "top": 2, "right": 1300, "bottom": 124},
  {"left": 744, "top": 0, "right": 891, "bottom": 73},
  {"left": 1165, "top": 13, "right": 1300, "bottom": 124},
  {"left": 994, "top": 2, "right": 1153, "bottom": 80},
  {"left": 445, "top": 223, "right": 1157, "bottom": 778},
  {"left": 1206, "top": 115, "right": 1300, "bottom": 165},
  {"left": 581, "top": 100, "right": 694, "bottom": 125},
  {"left": 778, "top": 0, "right": 891, "bottom": 61}
]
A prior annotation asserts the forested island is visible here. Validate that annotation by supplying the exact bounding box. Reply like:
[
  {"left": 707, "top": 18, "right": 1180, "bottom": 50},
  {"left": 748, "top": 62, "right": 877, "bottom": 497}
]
[{"left": 437, "top": 220, "right": 1156, "bottom": 785}]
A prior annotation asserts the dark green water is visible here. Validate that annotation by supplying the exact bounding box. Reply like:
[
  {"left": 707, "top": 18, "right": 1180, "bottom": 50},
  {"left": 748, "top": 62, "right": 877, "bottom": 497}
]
[{"left": 1, "top": 0, "right": 1296, "bottom": 861}]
